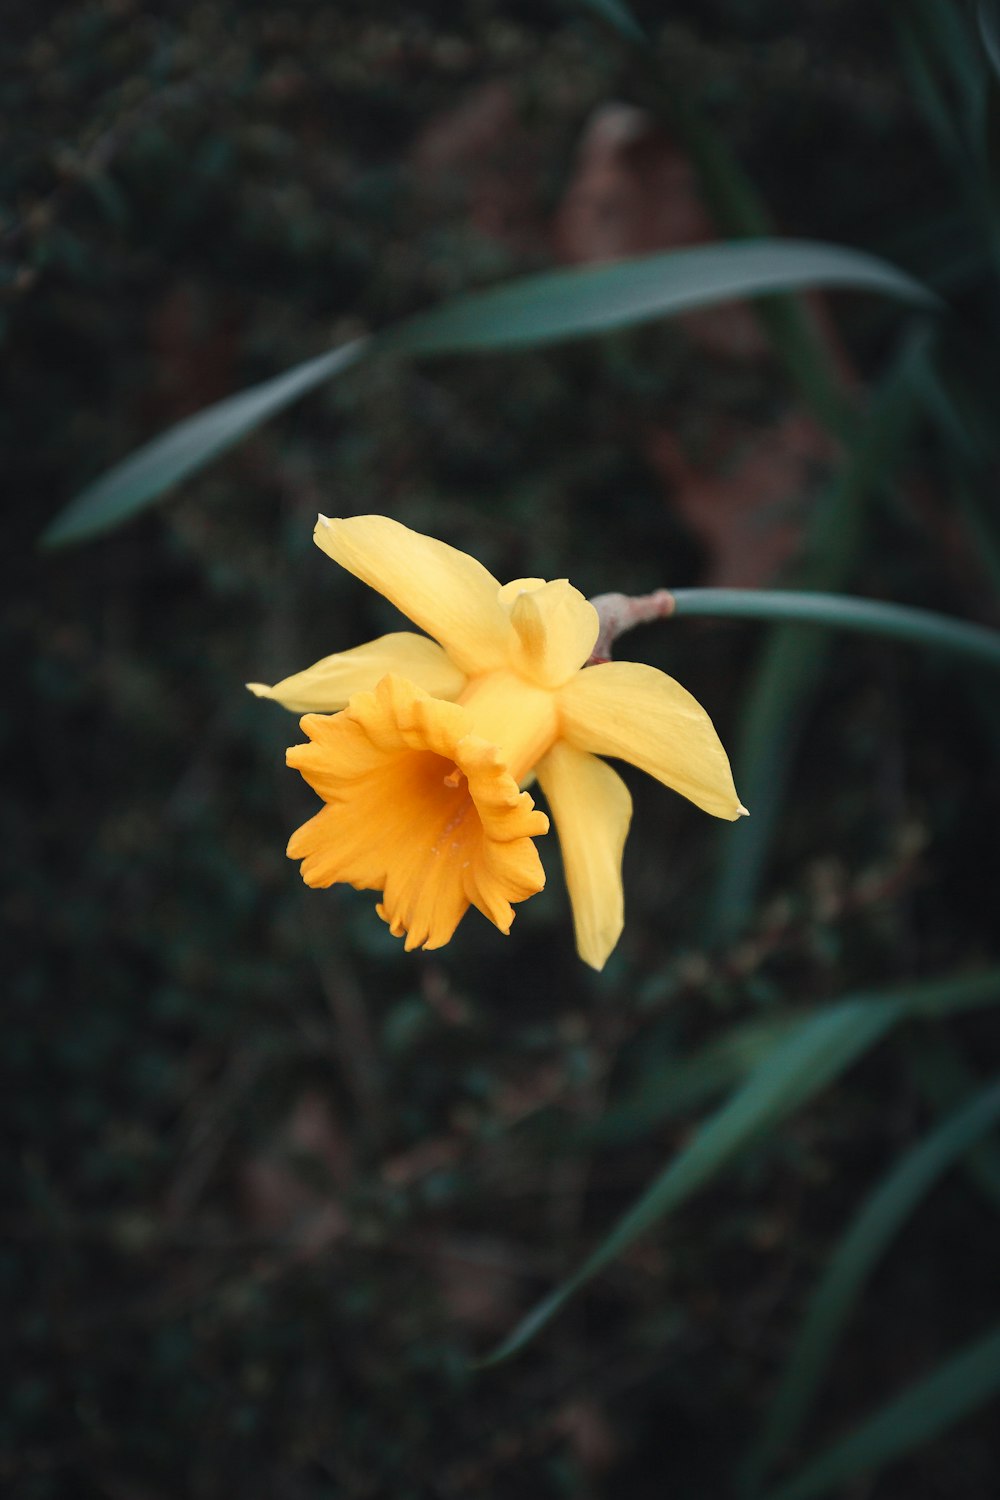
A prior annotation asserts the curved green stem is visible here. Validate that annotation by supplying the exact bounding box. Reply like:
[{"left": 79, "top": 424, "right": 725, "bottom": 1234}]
[{"left": 669, "top": 588, "right": 1000, "bottom": 670}]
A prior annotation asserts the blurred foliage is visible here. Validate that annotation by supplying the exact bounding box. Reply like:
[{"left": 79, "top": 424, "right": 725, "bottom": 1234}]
[{"left": 4, "top": 1, "right": 1000, "bottom": 1497}]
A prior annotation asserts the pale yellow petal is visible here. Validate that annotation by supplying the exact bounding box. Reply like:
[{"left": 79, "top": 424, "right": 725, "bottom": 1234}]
[
  {"left": 536, "top": 741, "right": 632, "bottom": 971},
  {"left": 557, "top": 661, "right": 747, "bottom": 821},
  {"left": 312, "top": 514, "right": 511, "bottom": 676},
  {"left": 505, "top": 579, "right": 600, "bottom": 688},
  {"left": 247, "top": 632, "right": 467, "bottom": 713},
  {"left": 497, "top": 578, "right": 547, "bottom": 608}
]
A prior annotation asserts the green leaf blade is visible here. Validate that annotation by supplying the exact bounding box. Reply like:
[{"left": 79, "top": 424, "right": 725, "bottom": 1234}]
[
  {"left": 388, "top": 240, "right": 937, "bottom": 357},
  {"left": 751, "top": 1079, "right": 1000, "bottom": 1485},
  {"left": 482, "top": 997, "right": 902, "bottom": 1367},
  {"left": 482, "top": 971, "right": 1000, "bottom": 1367},
  {"left": 980, "top": 0, "right": 1000, "bottom": 84},
  {"left": 588, "top": 1010, "right": 811, "bottom": 1146},
  {"left": 41, "top": 340, "right": 367, "bottom": 548},
  {"left": 46, "top": 240, "right": 932, "bottom": 547},
  {"left": 906, "top": 1035, "right": 1000, "bottom": 1210},
  {"left": 701, "top": 333, "right": 927, "bottom": 945},
  {"left": 764, "top": 1322, "right": 1000, "bottom": 1500}
]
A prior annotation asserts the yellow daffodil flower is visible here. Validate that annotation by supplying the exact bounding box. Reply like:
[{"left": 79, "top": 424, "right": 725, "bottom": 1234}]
[{"left": 249, "top": 515, "right": 746, "bottom": 969}]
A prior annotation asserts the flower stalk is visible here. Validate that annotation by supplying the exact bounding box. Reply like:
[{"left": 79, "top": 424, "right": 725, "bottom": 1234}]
[
  {"left": 666, "top": 588, "right": 1000, "bottom": 670},
  {"left": 590, "top": 586, "right": 1000, "bottom": 672}
]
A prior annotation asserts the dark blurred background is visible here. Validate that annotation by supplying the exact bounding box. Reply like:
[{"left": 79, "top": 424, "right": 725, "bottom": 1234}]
[{"left": 4, "top": 1, "right": 1000, "bottom": 1496}]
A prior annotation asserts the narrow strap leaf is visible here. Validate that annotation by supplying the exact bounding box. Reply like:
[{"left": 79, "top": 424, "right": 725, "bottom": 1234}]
[
  {"left": 384, "top": 241, "right": 937, "bottom": 357},
  {"left": 586, "top": 1011, "right": 810, "bottom": 1147},
  {"left": 749, "top": 1079, "right": 1000, "bottom": 1486},
  {"left": 481, "top": 972, "right": 1000, "bottom": 1366},
  {"left": 980, "top": 0, "right": 1000, "bottom": 83},
  {"left": 41, "top": 341, "right": 368, "bottom": 548},
  {"left": 701, "top": 335, "right": 925, "bottom": 946},
  {"left": 480, "top": 999, "right": 899, "bottom": 1366},
  {"left": 762, "top": 1321, "right": 1000, "bottom": 1500},
  {"left": 44, "top": 240, "right": 935, "bottom": 547},
  {"left": 906, "top": 1034, "right": 1000, "bottom": 1210}
]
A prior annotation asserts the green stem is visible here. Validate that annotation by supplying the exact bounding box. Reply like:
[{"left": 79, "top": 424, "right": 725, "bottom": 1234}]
[{"left": 669, "top": 588, "right": 1000, "bottom": 670}]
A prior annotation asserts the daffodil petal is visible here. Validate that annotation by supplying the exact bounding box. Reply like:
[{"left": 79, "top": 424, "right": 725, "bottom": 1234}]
[
  {"left": 497, "top": 578, "right": 547, "bottom": 607},
  {"left": 558, "top": 661, "right": 747, "bottom": 820},
  {"left": 536, "top": 741, "right": 632, "bottom": 970},
  {"left": 246, "top": 632, "right": 466, "bottom": 713},
  {"left": 506, "top": 579, "right": 599, "bottom": 687},
  {"left": 312, "top": 514, "right": 511, "bottom": 676}
]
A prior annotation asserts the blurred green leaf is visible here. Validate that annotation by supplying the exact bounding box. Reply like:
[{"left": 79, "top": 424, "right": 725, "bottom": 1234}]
[
  {"left": 911, "top": 352, "right": 984, "bottom": 461},
  {"left": 45, "top": 241, "right": 935, "bottom": 547},
  {"left": 482, "top": 971, "right": 1000, "bottom": 1365},
  {"left": 85, "top": 171, "right": 130, "bottom": 229},
  {"left": 568, "top": 0, "right": 646, "bottom": 45},
  {"left": 953, "top": 475, "right": 1000, "bottom": 599},
  {"left": 41, "top": 341, "right": 368, "bottom": 548},
  {"left": 910, "top": 357, "right": 1000, "bottom": 597},
  {"left": 981, "top": 1, "right": 1000, "bottom": 83},
  {"left": 658, "top": 104, "right": 856, "bottom": 436},
  {"left": 893, "top": 0, "right": 1000, "bottom": 269},
  {"left": 385, "top": 241, "right": 936, "bottom": 357},
  {"left": 905, "top": 1035, "right": 1000, "bottom": 1211},
  {"left": 916, "top": 0, "right": 983, "bottom": 104},
  {"left": 749, "top": 1079, "right": 1000, "bottom": 1488},
  {"left": 977, "top": 2, "right": 1000, "bottom": 266},
  {"left": 702, "top": 335, "right": 926, "bottom": 946},
  {"left": 615, "top": 0, "right": 859, "bottom": 435},
  {"left": 895, "top": 0, "right": 983, "bottom": 144},
  {"left": 893, "top": 8, "right": 965, "bottom": 157},
  {"left": 588, "top": 1012, "right": 809, "bottom": 1146},
  {"left": 763, "top": 1321, "right": 1000, "bottom": 1500}
]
